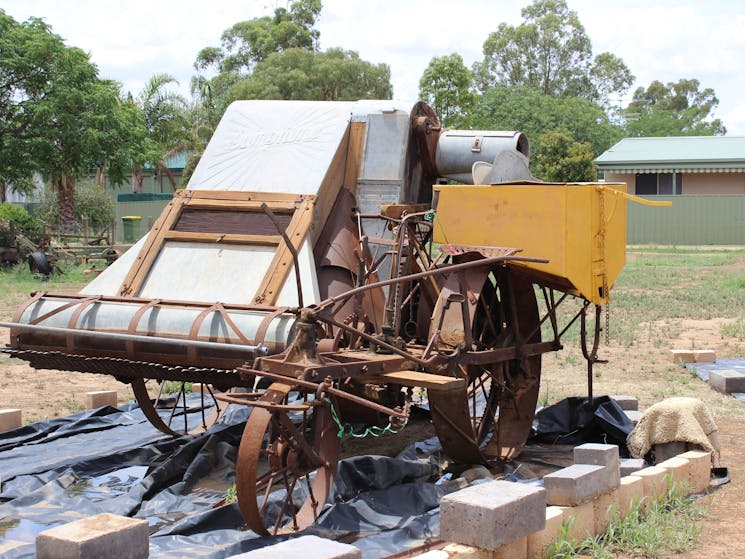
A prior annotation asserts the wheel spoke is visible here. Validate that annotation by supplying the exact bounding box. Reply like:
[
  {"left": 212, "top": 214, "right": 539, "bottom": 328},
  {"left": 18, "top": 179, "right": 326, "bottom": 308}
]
[{"left": 235, "top": 382, "right": 339, "bottom": 535}]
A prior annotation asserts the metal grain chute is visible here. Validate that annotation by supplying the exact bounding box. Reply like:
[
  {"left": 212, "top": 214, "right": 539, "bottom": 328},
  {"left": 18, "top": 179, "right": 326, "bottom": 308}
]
[{"left": 3, "top": 99, "right": 668, "bottom": 536}]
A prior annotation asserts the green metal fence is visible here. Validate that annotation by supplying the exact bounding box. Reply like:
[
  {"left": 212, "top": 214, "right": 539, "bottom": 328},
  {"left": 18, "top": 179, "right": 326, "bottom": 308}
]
[
  {"left": 114, "top": 194, "right": 172, "bottom": 243},
  {"left": 628, "top": 195, "right": 745, "bottom": 245}
]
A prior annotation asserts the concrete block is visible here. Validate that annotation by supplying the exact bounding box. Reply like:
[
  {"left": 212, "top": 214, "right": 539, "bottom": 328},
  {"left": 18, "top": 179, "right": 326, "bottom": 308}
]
[
  {"left": 574, "top": 443, "right": 620, "bottom": 469},
  {"left": 679, "top": 450, "right": 712, "bottom": 493},
  {"left": 709, "top": 370, "right": 745, "bottom": 394},
  {"left": 610, "top": 395, "right": 638, "bottom": 411},
  {"left": 624, "top": 410, "right": 643, "bottom": 425},
  {"left": 0, "top": 408, "right": 22, "bottom": 432},
  {"left": 556, "top": 501, "right": 594, "bottom": 545},
  {"left": 573, "top": 443, "right": 620, "bottom": 489},
  {"left": 693, "top": 349, "right": 716, "bottom": 363},
  {"left": 229, "top": 535, "right": 360, "bottom": 559},
  {"left": 670, "top": 349, "right": 695, "bottom": 364},
  {"left": 620, "top": 458, "right": 645, "bottom": 477},
  {"left": 493, "top": 536, "right": 527, "bottom": 559},
  {"left": 633, "top": 466, "right": 669, "bottom": 502},
  {"left": 527, "top": 506, "right": 564, "bottom": 559},
  {"left": 653, "top": 441, "right": 688, "bottom": 463},
  {"left": 85, "top": 390, "right": 117, "bottom": 409},
  {"left": 618, "top": 476, "right": 644, "bottom": 518},
  {"left": 439, "top": 480, "right": 546, "bottom": 550},
  {"left": 441, "top": 543, "right": 492, "bottom": 559},
  {"left": 543, "top": 464, "right": 612, "bottom": 506},
  {"left": 657, "top": 456, "right": 690, "bottom": 488},
  {"left": 592, "top": 489, "right": 618, "bottom": 535},
  {"left": 36, "top": 513, "right": 148, "bottom": 559}
]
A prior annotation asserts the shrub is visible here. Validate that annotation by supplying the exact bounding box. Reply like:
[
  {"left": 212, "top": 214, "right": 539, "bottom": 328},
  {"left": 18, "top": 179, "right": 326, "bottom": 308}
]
[
  {"left": 36, "top": 180, "right": 115, "bottom": 233},
  {"left": 0, "top": 203, "right": 43, "bottom": 246}
]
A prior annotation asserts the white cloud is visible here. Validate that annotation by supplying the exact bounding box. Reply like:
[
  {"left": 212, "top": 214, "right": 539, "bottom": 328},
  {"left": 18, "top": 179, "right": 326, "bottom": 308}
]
[{"left": 3, "top": 0, "right": 745, "bottom": 133}]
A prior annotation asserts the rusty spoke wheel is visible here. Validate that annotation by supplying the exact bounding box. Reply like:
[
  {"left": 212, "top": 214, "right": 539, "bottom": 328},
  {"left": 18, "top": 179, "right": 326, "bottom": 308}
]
[
  {"left": 429, "top": 267, "right": 541, "bottom": 464},
  {"left": 235, "top": 382, "right": 340, "bottom": 536},
  {"left": 131, "top": 378, "right": 226, "bottom": 436}
]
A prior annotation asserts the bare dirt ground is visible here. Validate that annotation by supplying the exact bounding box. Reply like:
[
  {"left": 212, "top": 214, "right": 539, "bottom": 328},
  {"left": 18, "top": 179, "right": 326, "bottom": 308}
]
[{"left": 2, "top": 292, "right": 745, "bottom": 556}]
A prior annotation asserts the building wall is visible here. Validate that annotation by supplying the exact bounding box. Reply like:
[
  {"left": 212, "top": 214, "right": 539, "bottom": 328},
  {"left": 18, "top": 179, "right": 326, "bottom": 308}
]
[
  {"left": 602, "top": 171, "right": 745, "bottom": 195},
  {"left": 604, "top": 173, "right": 635, "bottom": 192},
  {"left": 683, "top": 173, "right": 745, "bottom": 194}
]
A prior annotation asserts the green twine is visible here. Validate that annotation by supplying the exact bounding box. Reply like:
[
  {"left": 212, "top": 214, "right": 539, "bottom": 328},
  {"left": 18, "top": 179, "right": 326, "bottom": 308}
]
[
  {"left": 326, "top": 398, "right": 408, "bottom": 439},
  {"left": 423, "top": 209, "right": 454, "bottom": 253}
]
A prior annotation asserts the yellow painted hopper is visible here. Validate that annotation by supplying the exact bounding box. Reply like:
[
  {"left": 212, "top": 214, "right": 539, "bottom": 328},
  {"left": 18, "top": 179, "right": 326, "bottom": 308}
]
[{"left": 432, "top": 182, "right": 669, "bottom": 305}]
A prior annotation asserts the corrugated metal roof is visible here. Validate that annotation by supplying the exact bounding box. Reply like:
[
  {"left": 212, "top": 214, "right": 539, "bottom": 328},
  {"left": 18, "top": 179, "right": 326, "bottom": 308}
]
[{"left": 596, "top": 136, "right": 745, "bottom": 172}]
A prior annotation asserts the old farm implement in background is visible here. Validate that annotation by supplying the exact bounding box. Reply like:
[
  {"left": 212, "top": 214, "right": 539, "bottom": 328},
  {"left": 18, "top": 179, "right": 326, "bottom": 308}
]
[{"left": 2, "top": 100, "right": 668, "bottom": 535}]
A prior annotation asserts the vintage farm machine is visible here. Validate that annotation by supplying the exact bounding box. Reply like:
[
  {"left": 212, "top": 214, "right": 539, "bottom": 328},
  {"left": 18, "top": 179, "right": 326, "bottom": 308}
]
[{"left": 2, "top": 100, "right": 666, "bottom": 535}]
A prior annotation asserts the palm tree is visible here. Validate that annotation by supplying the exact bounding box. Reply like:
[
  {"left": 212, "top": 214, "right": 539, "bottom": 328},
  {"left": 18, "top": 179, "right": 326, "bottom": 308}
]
[{"left": 135, "top": 74, "right": 190, "bottom": 192}]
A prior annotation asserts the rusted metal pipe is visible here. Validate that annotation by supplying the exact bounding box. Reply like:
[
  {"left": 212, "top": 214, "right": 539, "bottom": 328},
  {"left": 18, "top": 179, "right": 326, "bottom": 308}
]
[
  {"left": 315, "top": 254, "right": 549, "bottom": 312},
  {"left": 0, "top": 321, "right": 269, "bottom": 355}
]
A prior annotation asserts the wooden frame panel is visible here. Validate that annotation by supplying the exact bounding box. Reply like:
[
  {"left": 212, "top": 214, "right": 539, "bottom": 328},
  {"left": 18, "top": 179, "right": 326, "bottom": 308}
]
[{"left": 117, "top": 190, "right": 316, "bottom": 304}]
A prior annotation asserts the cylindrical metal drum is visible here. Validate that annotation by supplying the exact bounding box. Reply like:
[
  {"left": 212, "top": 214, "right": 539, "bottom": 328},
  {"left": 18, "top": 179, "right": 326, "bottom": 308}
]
[{"left": 435, "top": 130, "right": 529, "bottom": 184}]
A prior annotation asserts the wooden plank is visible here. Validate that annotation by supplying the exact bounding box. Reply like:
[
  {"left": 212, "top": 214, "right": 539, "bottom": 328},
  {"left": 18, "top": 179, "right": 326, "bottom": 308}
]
[
  {"left": 366, "top": 370, "right": 465, "bottom": 391},
  {"left": 252, "top": 196, "right": 316, "bottom": 305},
  {"left": 118, "top": 193, "right": 187, "bottom": 296},
  {"left": 308, "top": 123, "right": 351, "bottom": 245},
  {"left": 163, "top": 231, "right": 281, "bottom": 245},
  {"left": 343, "top": 121, "right": 366, "bottom": 193},
  {"left": 186, "top": 190, "right": 302, "bottom": 203},
  {"left": 183, "top": 199, "right": 297, "bottom": 212}
]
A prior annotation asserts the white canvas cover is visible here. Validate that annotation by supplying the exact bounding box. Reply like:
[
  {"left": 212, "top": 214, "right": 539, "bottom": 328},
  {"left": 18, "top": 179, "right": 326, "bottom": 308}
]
[{"left": 187, "top": 100, "right": 407, "bottom": 194}]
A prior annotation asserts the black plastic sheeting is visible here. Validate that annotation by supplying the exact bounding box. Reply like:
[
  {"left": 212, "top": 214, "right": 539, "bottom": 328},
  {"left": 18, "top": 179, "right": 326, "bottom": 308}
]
[
  {"left": 0, "top": 395, "right": 632, "bottom": 558},
  {"left": 530, "top": 396, "right": 634, "bottom": 452}
]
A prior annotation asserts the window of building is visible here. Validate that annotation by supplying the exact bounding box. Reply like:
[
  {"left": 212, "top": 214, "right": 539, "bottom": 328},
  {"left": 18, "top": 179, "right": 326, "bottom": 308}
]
[{"left": 635, "top": 172, "right": 682, "bottom": 195}]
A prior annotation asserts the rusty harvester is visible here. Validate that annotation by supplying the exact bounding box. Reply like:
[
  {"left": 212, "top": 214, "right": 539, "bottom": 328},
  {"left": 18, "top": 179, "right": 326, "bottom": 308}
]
[{"left": 2, "top": 100, "right": 668, "bottom": 535}]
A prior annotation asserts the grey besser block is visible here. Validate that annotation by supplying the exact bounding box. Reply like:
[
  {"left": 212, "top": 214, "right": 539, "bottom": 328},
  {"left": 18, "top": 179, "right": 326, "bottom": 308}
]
[
  {"left": 709, "top": 370, "right": 745, "bottom": 394},
  {"left": 544, "top": 464, "right": 615, "bottom": 506},
  {"left": 439, "top": 479, "right": 547, "bottom": 550}
]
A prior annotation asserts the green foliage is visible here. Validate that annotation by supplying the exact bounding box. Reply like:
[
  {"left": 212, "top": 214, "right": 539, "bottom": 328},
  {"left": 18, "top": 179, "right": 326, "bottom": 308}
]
[
  {"left": 195, "top": 0, "right": 322, "bottom": 74},
  {"left": 0, "top": 10, "right": 151, "bottom": 231},
  {"left": 533, "top": 130, "right": 596, "bottom": 182},
  {"left": 0, "top": 203, "right": 42, "bottom": 246},
  {"left": 229, "top": 47, "right": 392, "bottom": 102},
  {"left": 473, "top": 86, "right": 617, "bottom": 156},
  {"left": 225, "top": 483, "right": 237, "bottom": 504},
  {"left": 624, "top": 78, "right": 726, "bottom": 136},
  {"left": 191, "top": 2, "right": 390, "bottom": 133},
  {"left": 418, "top": 54, "right": 475, "bottom": 128},
  {"left": 36, "top": 181, "right": 114, "bottom": 232},
  {"left": 473, "top": 0, "right": 633, "bottom": 103}
]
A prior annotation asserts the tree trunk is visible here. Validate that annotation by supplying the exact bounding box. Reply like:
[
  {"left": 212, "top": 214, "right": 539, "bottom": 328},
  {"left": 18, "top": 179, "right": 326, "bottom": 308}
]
[
  {"left": 158, "top": 161, "right": 178, "bottom": 192},
  {"left": 131, "top": 164, "right": 144, "bottom": 194},
  {"left": 55, "top": 174, "right": 77, "bottom": 233}
]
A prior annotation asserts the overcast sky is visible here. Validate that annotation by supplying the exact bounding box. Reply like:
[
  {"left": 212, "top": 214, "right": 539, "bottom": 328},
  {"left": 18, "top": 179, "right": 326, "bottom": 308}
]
[{"left": 4, "top": 0, "right": 745, "bottom": 135}]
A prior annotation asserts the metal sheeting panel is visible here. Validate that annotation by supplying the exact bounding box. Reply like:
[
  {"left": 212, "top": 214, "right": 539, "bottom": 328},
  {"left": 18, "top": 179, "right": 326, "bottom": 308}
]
[
  {"left": 628, "top": 195, "right": 745, "bottom": 245},
  {"left": 81, "top": 236, "right": 150, "bottom": 296},
  {"left": 18, "top": 297, "right": 294, "bottom": 345},
  {"left": 138, "top": 242, "right": 275, "bottom": 304},
  {"left": 275, "top": 237, "right": 321, "bottom": 306}
]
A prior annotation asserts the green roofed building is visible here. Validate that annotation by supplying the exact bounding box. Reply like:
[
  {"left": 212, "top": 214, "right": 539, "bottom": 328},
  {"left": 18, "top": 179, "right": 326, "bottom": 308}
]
[{"left": 595, "top": 136, "right": 745, "bottom": 195}]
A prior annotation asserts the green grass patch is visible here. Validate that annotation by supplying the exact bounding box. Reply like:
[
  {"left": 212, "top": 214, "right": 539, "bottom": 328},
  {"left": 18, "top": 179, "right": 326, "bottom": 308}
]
[
  {"left": 542, "top": 248, "right": 745, "bottom": 347},
  {"left": 546, "top": 480, "right": 705, "bottom": 558},
  {"left": 722, "top": 318, "right": 745, "bottom": 340}
]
